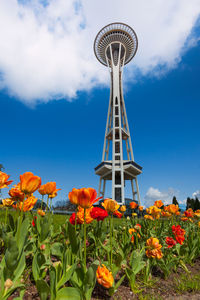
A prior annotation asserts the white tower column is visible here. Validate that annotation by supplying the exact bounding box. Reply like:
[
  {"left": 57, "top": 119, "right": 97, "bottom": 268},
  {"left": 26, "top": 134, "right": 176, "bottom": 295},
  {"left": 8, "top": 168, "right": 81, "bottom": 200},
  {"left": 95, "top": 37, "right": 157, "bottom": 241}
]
[{"left": 94, "top": 23, "right": 142, "bottom": 205}]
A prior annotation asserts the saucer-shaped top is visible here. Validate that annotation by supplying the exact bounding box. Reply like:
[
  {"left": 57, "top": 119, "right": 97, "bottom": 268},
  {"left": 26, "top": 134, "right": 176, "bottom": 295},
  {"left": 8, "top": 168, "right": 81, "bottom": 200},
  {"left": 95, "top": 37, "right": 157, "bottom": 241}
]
[{"left": 94, "top": 22, "right": 138, "bottom": 66}]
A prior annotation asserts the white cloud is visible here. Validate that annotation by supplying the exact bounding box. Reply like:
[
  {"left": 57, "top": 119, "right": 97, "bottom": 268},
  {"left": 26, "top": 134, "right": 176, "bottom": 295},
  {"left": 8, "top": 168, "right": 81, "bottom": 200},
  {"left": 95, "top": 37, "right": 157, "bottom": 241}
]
[
  {"left": 0, "top": 0, "right": 200, "bottom": 105},
  {"left": 192, "top": 190, "right": 200, "bottom": 198},
  {"left": 144, "top": 187, "right": 179, "bottom": 207}
]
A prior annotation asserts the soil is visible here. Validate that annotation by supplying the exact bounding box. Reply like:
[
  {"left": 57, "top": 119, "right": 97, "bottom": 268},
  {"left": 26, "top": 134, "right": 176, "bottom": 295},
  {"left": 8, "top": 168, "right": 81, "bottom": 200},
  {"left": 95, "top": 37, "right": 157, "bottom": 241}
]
[{"left": 7, "top": 257, "right": 200, "bottom": 300}]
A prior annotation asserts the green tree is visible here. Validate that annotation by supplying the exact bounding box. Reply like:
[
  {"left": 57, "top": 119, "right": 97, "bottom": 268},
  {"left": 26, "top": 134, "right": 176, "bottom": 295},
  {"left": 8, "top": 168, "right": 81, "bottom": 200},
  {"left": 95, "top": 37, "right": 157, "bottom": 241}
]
[
  {"left": 172, "top": 196, "right": 179, "bottom": 206},
  {"left": 186, "top": 197, "right": 191, "bottom": 210},
  {"left": 0, "top": 163, "right": 4, "bottom": 171},
  {"left": 194, "top": 197, "right": 200, "bottom": 211}
]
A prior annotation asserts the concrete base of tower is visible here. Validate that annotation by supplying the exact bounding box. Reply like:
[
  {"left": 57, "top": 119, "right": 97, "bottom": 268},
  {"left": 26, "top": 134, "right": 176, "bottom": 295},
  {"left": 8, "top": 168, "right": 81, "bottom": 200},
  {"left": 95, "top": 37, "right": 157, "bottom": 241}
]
[{"left": 94, "top": 160, "right": 142, "bottom": 180}]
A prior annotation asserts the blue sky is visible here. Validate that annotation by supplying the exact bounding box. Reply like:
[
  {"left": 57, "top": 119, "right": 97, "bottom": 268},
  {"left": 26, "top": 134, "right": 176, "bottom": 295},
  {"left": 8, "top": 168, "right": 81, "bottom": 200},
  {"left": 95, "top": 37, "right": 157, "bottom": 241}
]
[
  {"left": 1, "top": 39, "right": 200, "bottom": 206},
  {"left": 0, "top": 1, "right": 200, "bottom": 206}
]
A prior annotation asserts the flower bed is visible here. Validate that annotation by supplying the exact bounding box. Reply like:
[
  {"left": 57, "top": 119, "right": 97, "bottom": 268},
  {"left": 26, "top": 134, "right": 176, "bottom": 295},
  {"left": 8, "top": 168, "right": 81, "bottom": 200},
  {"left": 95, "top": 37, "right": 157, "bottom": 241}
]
[{"left": 0, "top": 171, "right": 200, "bottom": 299}]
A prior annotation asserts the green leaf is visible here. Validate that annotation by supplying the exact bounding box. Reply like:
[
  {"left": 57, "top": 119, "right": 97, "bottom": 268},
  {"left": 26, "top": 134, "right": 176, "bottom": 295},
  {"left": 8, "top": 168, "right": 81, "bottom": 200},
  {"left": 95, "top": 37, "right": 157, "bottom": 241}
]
[
  {"left": 13, "top": 252, "right": 26, "bottom": 280},
  {"left": 40, "top": 217, "right": 51, "bottom": 242},
  {"left": 99, "top": 239, "right": 111, "bottom": 252},
  {"left": 8, "top": 214, "right": 15, "bottom": 231},
  {"left": 17, "top": 218, "right": 29, "bottom": 255},
  {"left": 57, "top": 264, "right": 76, "bottom": 290},
  {"left": 4, "top": 237, "right": 19, "bottom": 278},
  {"left": 32, "top": 252, "right": 46, "bottom": 282},
  {"left": 130, "top": 250, "right": 145, "bottom": 275},
  {"left": 85, "top": 261, "right": 98, "bottom": 287},
  {"left": 36, "top": 279, "right": 50, "bottom": 300},
  {"left": 67, "top": 223, "right": 78, "bottom": 255},
  {"left": 50, "top": 266, "right": 57, "bottom": 300},
  {"left": 55, "top": 287, "right": 81, "bottom": 300},
  {"left": 51, "top": 243, "right": 64, "bottom": 261},
  {"left": 1, "top": 283, "right": 24, "bottom": 300},
  {"left": 114, "top": 274, "right": 126, "bottom": 291},
  {"left": 70, "top": 266, "right": 85, "bottom": 289}
]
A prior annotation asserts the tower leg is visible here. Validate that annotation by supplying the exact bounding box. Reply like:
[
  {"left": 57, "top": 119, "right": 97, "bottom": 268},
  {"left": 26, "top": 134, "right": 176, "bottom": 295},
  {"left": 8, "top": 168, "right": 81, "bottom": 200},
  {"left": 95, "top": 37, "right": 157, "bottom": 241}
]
[
  {"left": 102, "top": 179, "right": 106, "bottom": 199},
  {"left": 98, "top": 177, "right": 102, "bottom": 198},
  {"left": 131, "top": 179, "right": 136, "bottom": 201},
  {"left": 135, "top": 177, "right": 141, "bottom": 206}
]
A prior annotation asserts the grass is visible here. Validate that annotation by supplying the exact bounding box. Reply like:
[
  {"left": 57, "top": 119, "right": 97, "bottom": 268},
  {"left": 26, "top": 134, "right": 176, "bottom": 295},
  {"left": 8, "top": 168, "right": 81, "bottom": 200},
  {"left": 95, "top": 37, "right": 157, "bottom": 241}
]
[
  {"left": 0, "top": 208, "right": 69, "bottom": 228},
  {"left": 0, "top": 208, "right": 127, "bottom": 226},
  {"left": 174, "top": 272, "right": 200, "bottom": 293}
]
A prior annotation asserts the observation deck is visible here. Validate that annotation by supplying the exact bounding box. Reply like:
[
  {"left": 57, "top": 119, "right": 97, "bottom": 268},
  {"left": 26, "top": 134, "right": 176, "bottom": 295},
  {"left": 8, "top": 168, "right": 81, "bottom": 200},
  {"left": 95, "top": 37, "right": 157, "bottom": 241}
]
[
  {"left": 95, "top": 160, "right": 142, "bottom": 180},
  {"left": 94, "top": 22, "right": 138, "bottom": 66}
]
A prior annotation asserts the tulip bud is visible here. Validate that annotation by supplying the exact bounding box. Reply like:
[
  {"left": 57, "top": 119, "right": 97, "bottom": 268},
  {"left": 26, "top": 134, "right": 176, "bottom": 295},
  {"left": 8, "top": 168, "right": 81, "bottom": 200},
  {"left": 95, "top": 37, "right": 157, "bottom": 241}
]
[
  {"left": 121, "top": 264, "right": 126, "bottom": 270},
  {"left": 53, "top": 261, "right": 61, "bottom": 268},
  {"left": 40, "top": 244, "right": 46, "bottom": 251},
  {"left": 4, "top": 279, "right": 13, "bottom": 289}
]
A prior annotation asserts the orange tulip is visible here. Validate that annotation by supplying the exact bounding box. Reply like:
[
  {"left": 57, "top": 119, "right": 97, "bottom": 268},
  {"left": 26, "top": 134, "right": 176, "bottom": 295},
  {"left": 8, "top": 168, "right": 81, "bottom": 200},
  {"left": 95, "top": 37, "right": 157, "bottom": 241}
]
[
  {"left": 2, "top": 198, "right": 14, "bottom": 207},
  {"left": 164, "top": 204, "right": 179, "bottom": 215},
  {"left": 37, "top": 209, "right": 45, "bottom": 216},
  {"left": 146, "top": 237, "right": 163, "bottom": 259},
  {"left": 14, "top": 195, "right": 37, "bottom": 211},
  {"left": 120, "top": 205, "right": 126, "bottom": 212},
  {"left": 154, "top": 200, "right": 164, "bottom": 208},
  {"left": 96, "top": 265, "right": 114, "bottom": 289},
  {"left": 20, "top": 172, "right": 41, "bottom": 194},
  {"left": 144, "top": 214, "right": 154, "bottom": 220},
  {"left": 0, "top": 171, "right": 13, "bottom": 189},
  {"left": 68, "top": 187, "right": 100, "bottom": 208},
  {"left": 68, "top": 188, "right": 80, "bottom": 205},
  {"left": 194, "top": 212, "right": 200, "bottom": 218},
  {"left": 129, "top": 228, "right": 136, "bottom": 235},
  {"left": 76, "top": 206, "right": 94, "bottom": 224},
  {"left": 78, "top": 188, "right": 101, "bottom": 209},
  {"left": 138, "top": 206, "right": 143, "bottom": 211},
  {"left": 181, "top": 217, "right": 189, "bottom": 222},
  {"left": 43, "top": 182, "right": 61, "bottom": 196},
  {"left": 130, "top": 201, "right": 138, "bottom": 209},
  {"left": 9, "top": 185, "right": 25, "bottom": 202},
  {"left": 102, "top": 198, "right": 120, "bottom": 213},
  {"left": 49, "top": 191, "right": 58, "bottom": 199},
  {"left": 146, "top": 205, "right": 161, "bottom": 216},
  {"left": 161, "top": 211, "right": 172, "bottom": 218},
  {"left": 38, "top": 184, "right": 47, "bottom": 196},
  {"left": 129, "top": 228, "right": 141, "bottom": 243}
]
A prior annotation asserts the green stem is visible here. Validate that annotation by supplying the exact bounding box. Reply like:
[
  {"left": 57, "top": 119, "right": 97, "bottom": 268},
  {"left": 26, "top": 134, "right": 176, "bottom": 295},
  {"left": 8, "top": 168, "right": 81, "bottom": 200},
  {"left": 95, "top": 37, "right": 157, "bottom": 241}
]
[
  {"left": 16, "top": 198, "right": 25, "bottom": 242},
  {"left": 123, "top": 214, "right": 125, "bottom": 244},
  {"left": 75, "top": 206, "right": 77, "bottom": 233},
  {"left": 125, "top": 216, "right": 127, "bottom": 245},
  {"left": 4, "top": 207, "right": 8, "bottom": 225},
  {"left": 109, "top": 214, "right": 113, "bottom": 268},
  {"left": 50, "top": 198, "right": 52, "bottom": 212},
  {"left": 40, "top": 195, "right": 44, "bottom": 210},
  {"left": 84, "top": 208, "right": 87, "bottom": 272},
  {"left": 46, "top": 196, "right": 49, "bottom": 212}
]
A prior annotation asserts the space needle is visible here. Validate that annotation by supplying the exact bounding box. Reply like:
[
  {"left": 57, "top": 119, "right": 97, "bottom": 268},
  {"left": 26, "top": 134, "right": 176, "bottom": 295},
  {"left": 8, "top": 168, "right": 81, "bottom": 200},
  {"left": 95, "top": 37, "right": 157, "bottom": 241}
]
[{"left": 94, "top": 23, "right": 142, "bottom": 205}]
